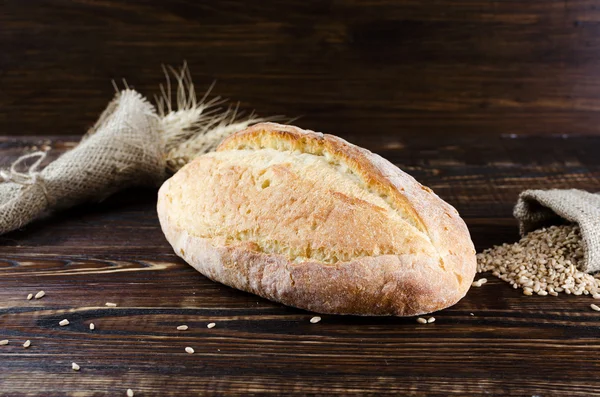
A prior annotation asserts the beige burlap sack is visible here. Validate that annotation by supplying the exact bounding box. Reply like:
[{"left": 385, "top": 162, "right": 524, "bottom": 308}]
[
  {"left": 514, "top": 189, "right": 600, "bottom": 273},
  {"left": 0, "top": 65, "right": 273, "bottom": 236},
  {"left": 0, "top": 90, "right": 163, "bottom": 234}
]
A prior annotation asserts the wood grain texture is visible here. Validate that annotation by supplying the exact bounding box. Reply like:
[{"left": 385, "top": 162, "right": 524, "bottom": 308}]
[
  {"left": 2, "top": 136, "right": 600, "bottom": 395},
  {"left": 3, "top": 0, "right": 600, "bottom": 139}
]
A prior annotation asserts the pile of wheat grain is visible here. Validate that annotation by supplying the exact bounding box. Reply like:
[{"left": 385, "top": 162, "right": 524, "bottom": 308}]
[{"left": 477, "top": 225, "right": 600, "bottom": 297}]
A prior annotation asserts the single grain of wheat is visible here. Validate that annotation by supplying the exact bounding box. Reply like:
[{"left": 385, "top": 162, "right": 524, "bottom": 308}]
[
  {"left": 310, "top": 317, "right": 321, "bottom": 324},
  {"left": 177, "top": 325, "right": 188, "bottom": 331},
  {"left": 472, "top": 278, "right": 488, "bottom": 287},
  {"left": 34, "top": 291, "right": 45, "bottom": 299},
  {"left": 59, "top": 319, "right": 69, "bottom": 326}
]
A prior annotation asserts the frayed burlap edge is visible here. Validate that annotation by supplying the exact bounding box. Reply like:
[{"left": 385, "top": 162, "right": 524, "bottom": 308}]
[{"left": 514, "top": 189, "right": 600, "bottom": 273}]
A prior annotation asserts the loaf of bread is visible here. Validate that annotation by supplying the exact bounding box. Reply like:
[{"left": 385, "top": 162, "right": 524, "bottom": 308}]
[{"left": 157, "top": 123, "right": 476, "bottom": 316}]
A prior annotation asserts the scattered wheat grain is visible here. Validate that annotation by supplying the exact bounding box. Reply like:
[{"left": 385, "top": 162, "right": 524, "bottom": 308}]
[
  {"left": 89, "top": 323, "right": 95, "bottom": 330},
  {"left": 207, "top": 322, "right": 216, "bottom": 328},
  {"left": 72, "top": 362, "right": 80, "bottom": 371},
  {"left": 127, "top": 389, "right": 134, "bottom": 397},
  {"left": 185, "top": 347, "right": 194, "bottom": 354},
  {"left": 34, "top": 291, "right": 45, "bottom": 299},
  {"left": 26, "top": 293, "right": 33, "bottom": 300},
  {"left": 59, "top": 319, "right": 69, "bottom": 326},
  {"left": 177, "top": 325, "right": 188, "bottom": 331},
  {"left": 427, "top": 317, "right": 436, "bottom": 323},
  {"left": 472, "top": 278, "right": 488, "bottom": 287},
  {"left": 23, "top": 340, "right": 31, "bottom": 348},
  {"left": 416, "top": 317, "right": 427, "bottom": 324},
  {"left": 105, "top": 302, "right": 117, "bottom": 307},
  {"left": 309, "top": 317, "right": 321, "bottom": 324},
  {"left": 0, "top": 340, "right": 8, "bottom": 345}
]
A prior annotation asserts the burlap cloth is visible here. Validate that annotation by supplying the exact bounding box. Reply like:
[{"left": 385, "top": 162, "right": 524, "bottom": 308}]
[
  {"left": 514, "top": 189, "right": 600, "bottom": 273},
  {"left": 0, "top": 65, "right": 269, "bottom": 236},
  {"left": 0, "top": 90, "right": 164, "bottom": 235}
]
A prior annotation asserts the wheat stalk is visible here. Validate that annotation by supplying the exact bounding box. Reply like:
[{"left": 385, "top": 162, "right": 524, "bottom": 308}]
[{"left": 156, "top": 62, "right": 284, "bottom": 172}]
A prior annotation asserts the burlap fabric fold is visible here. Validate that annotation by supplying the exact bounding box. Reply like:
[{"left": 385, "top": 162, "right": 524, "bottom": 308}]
[
  {"left": 0, "top": 64, "right": 272, "bottom": 236},
  {"left": 0, "top": 90, "right": 165, "bottom": 235},
  {"left": 514, "top": 189, "right": 600, "bottom": 273}
]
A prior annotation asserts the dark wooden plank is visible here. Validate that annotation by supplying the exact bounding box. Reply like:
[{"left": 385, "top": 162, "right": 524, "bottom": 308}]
[
  {"left": 2, "top": 135, "right": 600, "bottom": 395},
  {"left": 3, "top": 1, "right": 600, "bottom": 138}
]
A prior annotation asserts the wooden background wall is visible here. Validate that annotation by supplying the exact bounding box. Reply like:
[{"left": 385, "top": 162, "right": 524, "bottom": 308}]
[{"left": 2, "top": 0, "right": 600, "bottom": 139}]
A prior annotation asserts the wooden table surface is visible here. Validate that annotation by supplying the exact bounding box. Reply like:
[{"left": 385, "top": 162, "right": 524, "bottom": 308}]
[{"left": 1, "top": 134, "right": 600, "bottom": 396}]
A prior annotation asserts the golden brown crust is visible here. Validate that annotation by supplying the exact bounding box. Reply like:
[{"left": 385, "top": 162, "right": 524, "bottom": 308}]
[
  {"left": 218, "top": 123, "right": 428, "bottom": 233},
  {"left": 157, "top": 122, "right": 476, "bottom": 316}
]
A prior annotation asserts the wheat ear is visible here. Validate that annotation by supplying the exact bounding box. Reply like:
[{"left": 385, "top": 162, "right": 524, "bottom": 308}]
[{"left": 157, "top": 62, "right": 284, "bottom": 172}]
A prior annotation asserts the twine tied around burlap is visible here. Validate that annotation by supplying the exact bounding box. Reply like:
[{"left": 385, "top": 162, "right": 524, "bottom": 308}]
[
  {"left": 0, "top": 65, "right": 278, "bottom": 236},
  {"left": 514, "top": 189, "right": 600, "bottom": 273}
]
